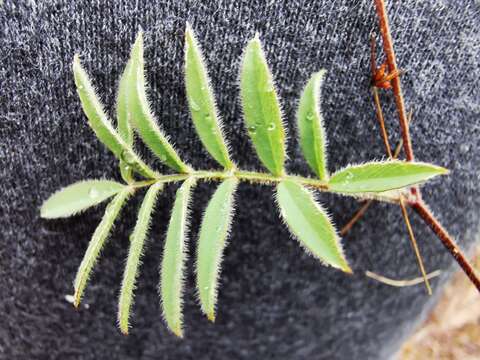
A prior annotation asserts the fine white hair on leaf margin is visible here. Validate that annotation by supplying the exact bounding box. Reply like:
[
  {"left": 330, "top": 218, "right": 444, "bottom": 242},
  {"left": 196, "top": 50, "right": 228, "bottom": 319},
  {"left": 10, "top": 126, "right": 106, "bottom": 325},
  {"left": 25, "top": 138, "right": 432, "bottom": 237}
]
[
  {"left": 132, "top": 32, "right": 189, "bottom": 166},
  {"left": 183, "top": 22, "right": 234, "bottom": 164},
  {"left": 295, "top": 70, "right": 329, "bottom": 178},
  {"left": 73, "top": 188, "right": 131, "bottom": 306},
  {"left": 117, "top": 182, "right": 162, "bottom": 333},
  {"left": 194, "top": 177, "right": 239, "bottom": 318},
  {"left": 237, "top": 32, "right": 289, "bottom": 164},
  {"left": 158, "top": 177, "right": 196, "bottom": 336},
  {"left": 274, "top": 181, "right": 348, "bottom": 271}
]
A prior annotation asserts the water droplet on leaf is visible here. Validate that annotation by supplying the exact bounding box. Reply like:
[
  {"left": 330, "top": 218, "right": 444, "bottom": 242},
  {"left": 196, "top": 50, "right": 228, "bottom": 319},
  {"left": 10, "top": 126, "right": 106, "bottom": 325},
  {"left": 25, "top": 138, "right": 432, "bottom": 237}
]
[
  {"left": 190, "top": 99, "right": 200, "bottom": 111},
  {"left": 343, "top": 172, "right": 354, "bottom": 185},
  {"left": 265, "top": 80, "right": 274, "bottom": 93},
  {"left": 248, "top": 125, "right": 257, "bottom": 135},
  {"left": 121, "top": 150, "right": 136, "bottom": 165},
  {"left": 88, "top": 188, "right": 99, "bottom": 199},
  {"left": 267, "top": 122, "right": 275, "bottom": 131}
]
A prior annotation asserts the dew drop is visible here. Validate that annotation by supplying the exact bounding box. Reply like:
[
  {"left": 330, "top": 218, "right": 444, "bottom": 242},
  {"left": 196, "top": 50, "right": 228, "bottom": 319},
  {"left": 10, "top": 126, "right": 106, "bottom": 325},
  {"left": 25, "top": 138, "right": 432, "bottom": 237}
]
[
  {"left": 190, "top": 98, "right": 200, "bottom": 112},
  {"left": 88, "top": 188, "right": 99, "bottom": 199},
  {"left": 306, "top": 112, "right": 314, "bottom": 121},
  {"left": 121, "top": 150, "right": 136, "bottom": 165},
  {"left": 248, "top": 125, "right": 257, "bottom": 135},
  {"left": 343, "top": 172, "right": 354, "bottom": 185},
  {"left": 205, "top": 114, "right": 212, "bottom": 123},
  {"left": 267, "top": 122, "right": 276, "bottom": 131},
  {"left": 265, "top": 80, "right": 274, "bottom": 93}
]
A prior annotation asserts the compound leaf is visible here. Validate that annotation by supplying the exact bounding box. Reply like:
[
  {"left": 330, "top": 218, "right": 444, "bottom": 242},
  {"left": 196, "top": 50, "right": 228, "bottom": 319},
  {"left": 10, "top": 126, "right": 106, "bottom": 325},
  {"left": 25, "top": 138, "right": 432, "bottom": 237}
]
[
  {"left": 196, "top": 177, "right": 238, "bottom": 321},
  {"left": 118, "top": 182, "right": 163, "bottom": 335},
  {"left": 184, "top": 24, "right": 234, "bottom": 170},
  {"left": 41, "top": 180, "right": 126, "bottom": 219},
  {"left": 329, "top": 161, "right": 448, "bottom": 193},
  {"left": 297, "top": 70, "right": 329, "bottom": 180},
  {"left": 128, "top": 32, "right": 191, "bottom": 173},
  {"left": 276, "top": 180, "right": 351, "bottom": 272},
  {"left": 73, "top": 188, "right": 131, "bottom": 307},
  {"left": 240, "top": 34, "right": 285, "bottom": 176},
  {"left": 72, "top": 56, "right": 157, "bottom": 179},
  {"left": 160, "top": 177, "right": 196, "bottom": 337}
]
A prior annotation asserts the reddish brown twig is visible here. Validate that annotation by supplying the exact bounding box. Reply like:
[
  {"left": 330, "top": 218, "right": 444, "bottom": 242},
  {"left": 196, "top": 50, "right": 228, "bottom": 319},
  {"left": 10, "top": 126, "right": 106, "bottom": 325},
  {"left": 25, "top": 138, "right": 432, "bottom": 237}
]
[
  {"left": 370, "top": 36, "right": 392, "bottom": 157},
  {"left": 412, "top": 202, "right": 480, "bottom": 291},
  {"left": 373, "top": 0, "right": 414, "bottom": 162},
  {"left": 369, "top": 65, "right": 431, "bottom": 292},
  {"left": 340, "top": 200, "right": 372, "bottom": 236},
  {"left": 372, "top": 0, "right": 480, "bottom": 292}
]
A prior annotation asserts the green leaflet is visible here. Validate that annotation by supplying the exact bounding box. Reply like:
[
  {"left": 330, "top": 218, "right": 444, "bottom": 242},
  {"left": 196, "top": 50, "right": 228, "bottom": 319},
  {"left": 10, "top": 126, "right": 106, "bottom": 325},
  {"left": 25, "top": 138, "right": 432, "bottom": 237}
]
[
  {"left": 72, "top": 56, "right": 157, "bottom": 180},
  {"left": 297, "top": 70, "right": 329, "bottom": 180},
  {"left": 116, "top": 59, "right": 134, "bottom": 147},
  {"left": 118, "top": 182, "right": 163, "bottom": 334},
  {"left": 116, "top": 59, "right": 135, "bottom": 183},
  {"left": 184, "top": 24, "right": 234, "bottom": 170},
  {"left": 240, "top": 34, "right": 286, "bottom": 176},
  {"left": 276, "top": 180, "right": 351, "bottom": 272},
  {"left": 196, "top": 177, "right": 238, "bottom": 321},
  {"left": 328, "top": 161, "right": 449, "bottom": 193},
  {"left": 73, "top": 188, "right": 130, "bottom": 307},
  {"left": 40, "top": 180, "right": 126, "bottom": 219},
  {"left": 128, "top": 32, "right": 191, "bottom": 173},
  {"left": 160, "top": 178, "right": 196, "bottom": 337}
]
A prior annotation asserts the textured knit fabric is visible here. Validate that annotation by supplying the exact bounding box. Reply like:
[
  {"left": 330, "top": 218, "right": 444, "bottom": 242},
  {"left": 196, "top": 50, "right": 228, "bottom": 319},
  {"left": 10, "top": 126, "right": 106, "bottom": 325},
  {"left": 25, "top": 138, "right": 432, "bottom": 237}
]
[{"left": 1, "top": 0, "right": 479, "bottom": 359}]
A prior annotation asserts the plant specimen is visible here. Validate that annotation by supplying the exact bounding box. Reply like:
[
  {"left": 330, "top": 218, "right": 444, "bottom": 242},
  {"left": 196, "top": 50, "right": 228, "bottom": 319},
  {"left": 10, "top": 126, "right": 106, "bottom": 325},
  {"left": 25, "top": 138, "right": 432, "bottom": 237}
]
[{"left": 40, "top": 13, "right": 469, "bottom": 337}]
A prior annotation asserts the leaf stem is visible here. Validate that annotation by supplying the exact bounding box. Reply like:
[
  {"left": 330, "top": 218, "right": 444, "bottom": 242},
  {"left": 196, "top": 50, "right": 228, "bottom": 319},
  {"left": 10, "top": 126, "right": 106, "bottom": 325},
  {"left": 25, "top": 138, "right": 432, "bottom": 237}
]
[
  {"left": 340, "top": 200, "right": 372, "bottom": 236},
  {"left": 372, "top": 0, "right": 480, "bottom": 292},
  {"left": 411, "top": 201, "right": 480, "bottom": 293},
  {"left": 399, "top": 197, "right": 432, "bottom": 294},
  {"left": 128, "top": 170, "right": 406, "bottom": 202},
  {"left": 373, "top": 0, "right": 414, "bottom": 162}
]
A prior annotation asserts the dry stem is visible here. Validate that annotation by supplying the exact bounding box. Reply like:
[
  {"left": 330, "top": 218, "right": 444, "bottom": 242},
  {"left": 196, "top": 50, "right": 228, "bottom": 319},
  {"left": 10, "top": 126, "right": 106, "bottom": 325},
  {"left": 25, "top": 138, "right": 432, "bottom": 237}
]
[{"left": 372, "top": 0, "right": 480, "bottom": 292}]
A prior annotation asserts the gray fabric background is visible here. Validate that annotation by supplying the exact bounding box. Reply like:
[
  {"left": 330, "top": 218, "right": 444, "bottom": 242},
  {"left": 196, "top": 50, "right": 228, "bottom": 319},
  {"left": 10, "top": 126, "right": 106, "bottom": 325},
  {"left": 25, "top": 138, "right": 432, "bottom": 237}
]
[{"left": 1, "top": 0, "right": 479, "bottom": 359}]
